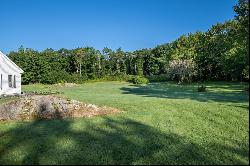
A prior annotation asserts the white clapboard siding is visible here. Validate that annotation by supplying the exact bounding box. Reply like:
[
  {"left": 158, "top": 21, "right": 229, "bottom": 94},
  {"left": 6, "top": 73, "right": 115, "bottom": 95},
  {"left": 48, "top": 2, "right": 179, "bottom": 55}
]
[{"left": 0, "top": 51, "right": 23, "bottom": 95}]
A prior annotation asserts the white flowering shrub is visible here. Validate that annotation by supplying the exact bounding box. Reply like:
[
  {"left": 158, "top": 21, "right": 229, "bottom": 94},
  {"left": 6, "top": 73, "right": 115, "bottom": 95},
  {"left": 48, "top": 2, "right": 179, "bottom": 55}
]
[{"left": 167, "top": 59, "right": 197, "bottom": 83}]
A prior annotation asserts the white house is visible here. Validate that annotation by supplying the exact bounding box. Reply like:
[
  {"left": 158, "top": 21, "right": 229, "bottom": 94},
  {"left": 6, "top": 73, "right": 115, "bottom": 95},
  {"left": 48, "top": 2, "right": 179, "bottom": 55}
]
[{"left": 0, "top": 51, "right": 24, "bottom": 95}]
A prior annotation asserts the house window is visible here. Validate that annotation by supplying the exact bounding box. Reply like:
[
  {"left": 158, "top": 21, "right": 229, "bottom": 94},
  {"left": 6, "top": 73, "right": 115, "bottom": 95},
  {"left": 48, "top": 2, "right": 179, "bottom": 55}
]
[
  {"left": 8, "top": 75, "right": 12, "bottom": 88},
  {"left": 13, "top": 75, "right": 16, "bottom": 88},
  {"left": 8, "top": 75, "right": 17, "bottom": 88}
]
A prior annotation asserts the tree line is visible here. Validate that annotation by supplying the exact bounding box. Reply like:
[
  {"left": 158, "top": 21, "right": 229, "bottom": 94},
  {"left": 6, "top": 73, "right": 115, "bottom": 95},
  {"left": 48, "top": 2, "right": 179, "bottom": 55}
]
[{"left": 8, "top": 0, "right": 249, "bottom": 84}]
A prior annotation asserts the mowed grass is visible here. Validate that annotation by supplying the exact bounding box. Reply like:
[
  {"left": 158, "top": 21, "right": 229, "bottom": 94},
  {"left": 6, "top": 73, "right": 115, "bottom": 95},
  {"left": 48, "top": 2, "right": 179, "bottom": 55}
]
[{"left": 0, "top": 81, "right": 249, "bottom": 164}]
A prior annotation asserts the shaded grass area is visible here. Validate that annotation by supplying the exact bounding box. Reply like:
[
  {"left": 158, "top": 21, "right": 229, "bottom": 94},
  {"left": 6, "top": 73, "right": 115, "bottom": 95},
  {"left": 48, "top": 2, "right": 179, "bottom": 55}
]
[
  {"left": 0, "top": 117, "right": 248, "bottom": 165},
  {"left": 0, "top": 81, "right": 249, "bottom": 164},
  {"left": 121, "top": 82, "right": 249, "bottom": 103}
]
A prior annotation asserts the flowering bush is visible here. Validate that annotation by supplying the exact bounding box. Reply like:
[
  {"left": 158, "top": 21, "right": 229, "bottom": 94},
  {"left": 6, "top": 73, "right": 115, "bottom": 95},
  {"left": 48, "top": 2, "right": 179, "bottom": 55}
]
[{"left": 167, "top": 59, "right": 196, "bottom": 83}]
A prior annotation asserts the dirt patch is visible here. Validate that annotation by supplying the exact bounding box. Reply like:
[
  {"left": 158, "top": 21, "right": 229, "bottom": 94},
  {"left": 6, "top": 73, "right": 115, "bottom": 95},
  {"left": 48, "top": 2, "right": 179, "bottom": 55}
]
[{"left": 0, "top": 95, "right": 121, "bottom": 121}]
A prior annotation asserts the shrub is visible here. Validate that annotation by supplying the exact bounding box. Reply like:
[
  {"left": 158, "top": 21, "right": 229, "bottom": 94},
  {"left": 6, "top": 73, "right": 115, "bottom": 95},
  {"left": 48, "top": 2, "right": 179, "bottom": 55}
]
[
  {"left": 63, "top": 73, "right": 88, "bottom": 84},
  {"left": 85, "top": 74, "right": 134, "bottom": 83},
  {"left": 42, "top": 70, "right": 73, "bottom": 84},
  {"left": 147, "top": 74, "right": 170, "bottom": 82},
  {"left": 167, "top": 59, "right": 197, "bottom": 84},
  {"left": 105, "top": 74, "right": 134, "bottom": 82},
  {"left": 197, "top": 85, "right": 206, "bottom": 92},
  {"left": 131, "top": 76, "right": 149, "bottom": 85},
  {"left": 244, "top": 85, "right": 249, "bottom": 92}
]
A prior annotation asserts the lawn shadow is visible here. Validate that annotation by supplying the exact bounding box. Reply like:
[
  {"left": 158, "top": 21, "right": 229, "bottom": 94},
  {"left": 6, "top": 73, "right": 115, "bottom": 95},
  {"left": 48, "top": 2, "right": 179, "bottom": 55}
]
[
  {"left": 120, "top": 82, "right": 249, "bottom": 103},
  {"left": 0, "top": 116, "right": 248, "bottom": 164}
]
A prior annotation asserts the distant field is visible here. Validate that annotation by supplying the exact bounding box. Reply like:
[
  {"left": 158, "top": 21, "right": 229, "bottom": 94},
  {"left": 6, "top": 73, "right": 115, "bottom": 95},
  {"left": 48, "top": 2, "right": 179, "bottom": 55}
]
[{"left": 0, "top": 81, "right": 249, "bottom": 164}]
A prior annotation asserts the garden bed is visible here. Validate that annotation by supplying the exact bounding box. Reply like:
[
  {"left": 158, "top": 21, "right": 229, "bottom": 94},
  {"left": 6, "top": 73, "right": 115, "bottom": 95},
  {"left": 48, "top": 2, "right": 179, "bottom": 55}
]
[{"left": 0, "top": 95, "right": 121, "bottom": 121}]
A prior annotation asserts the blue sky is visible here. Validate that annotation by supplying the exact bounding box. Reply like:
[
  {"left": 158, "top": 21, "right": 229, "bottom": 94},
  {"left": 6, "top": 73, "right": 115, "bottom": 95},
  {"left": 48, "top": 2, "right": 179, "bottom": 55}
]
[{"left": 0, "top": 0, "right": 237, "bottom": 53}]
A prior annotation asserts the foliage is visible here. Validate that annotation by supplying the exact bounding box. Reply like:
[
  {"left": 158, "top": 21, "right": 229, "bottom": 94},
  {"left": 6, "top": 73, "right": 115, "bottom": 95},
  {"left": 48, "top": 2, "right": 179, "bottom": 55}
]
[
  {"left": 147, "top": 74, "right": 170, "bottom": 82},
  {"left": 244, "top": 85, "right": 249, "bottom": 92},
  {"left": 131, "top": 76, "right": 149, "bottom": 85},
  {"left": 197, "top": 85, "right": 207, "bottom": 92},
  {"left": 167, "top": 59, "right": 196, "bottom": 83},
  {"left": 85, "top": 74, "right": 134, "bottom": 83},
  {"left": 7, "top": 0, "right": 249, "bottom": 84}
]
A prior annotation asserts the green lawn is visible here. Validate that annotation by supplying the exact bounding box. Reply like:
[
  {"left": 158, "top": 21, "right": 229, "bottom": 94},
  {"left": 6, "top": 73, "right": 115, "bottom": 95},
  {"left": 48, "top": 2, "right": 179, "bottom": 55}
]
[{"left": 0, "top": 81, "right": 249, "bottom": 164}]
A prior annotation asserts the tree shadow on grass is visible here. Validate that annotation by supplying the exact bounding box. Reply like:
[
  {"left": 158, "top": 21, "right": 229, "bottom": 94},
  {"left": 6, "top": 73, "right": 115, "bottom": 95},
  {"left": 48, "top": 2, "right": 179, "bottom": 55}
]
[
  {"left": 0, "top": 117, "right": 248, "bottom": 164},
  {"left": 120, "top": 83, "right": 249, "bottom": 103}
]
